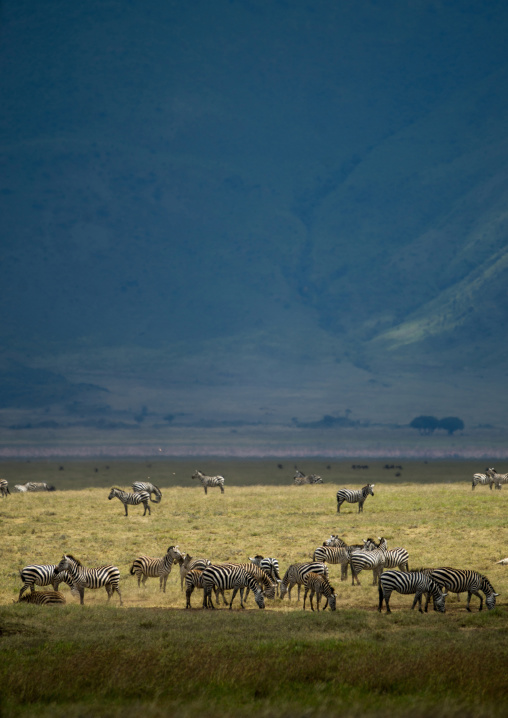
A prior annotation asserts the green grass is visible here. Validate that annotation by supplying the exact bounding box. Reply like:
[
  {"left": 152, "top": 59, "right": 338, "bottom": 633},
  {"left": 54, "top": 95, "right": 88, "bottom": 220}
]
[{"left": 1, "top": 461, "right": 508, "bottom": 717}]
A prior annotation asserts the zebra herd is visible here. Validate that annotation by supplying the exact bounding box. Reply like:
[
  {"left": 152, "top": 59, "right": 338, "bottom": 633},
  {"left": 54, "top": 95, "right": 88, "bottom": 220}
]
[{"left": 472, "top": 468, "right": 508, "bottom": 490}]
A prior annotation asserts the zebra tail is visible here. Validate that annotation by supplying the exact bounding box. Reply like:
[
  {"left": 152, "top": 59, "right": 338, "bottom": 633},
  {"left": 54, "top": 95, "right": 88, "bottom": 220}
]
[{"left": 129, "top": 565, "right": 136, "bottom": 575}]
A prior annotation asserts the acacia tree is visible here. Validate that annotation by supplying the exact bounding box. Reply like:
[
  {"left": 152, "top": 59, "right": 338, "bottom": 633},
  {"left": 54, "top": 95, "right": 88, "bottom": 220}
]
[
  {"left": 438, "top": 417, "right": 464, "bottom": 435},
  {"left": 409, "top": 416, "right": 439, "bottom": 435}
]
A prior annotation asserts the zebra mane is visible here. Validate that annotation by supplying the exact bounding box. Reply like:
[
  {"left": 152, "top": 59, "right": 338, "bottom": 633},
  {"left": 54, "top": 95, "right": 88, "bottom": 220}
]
[
  {"left": 65, "top": 554, "right": 82, "bottom": 566},
  {"left": 111, "top": 486, "right": 124, "bottom": 491}
]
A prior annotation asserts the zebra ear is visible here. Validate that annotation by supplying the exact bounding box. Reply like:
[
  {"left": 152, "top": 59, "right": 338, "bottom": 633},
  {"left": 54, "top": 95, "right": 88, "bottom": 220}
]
[
  {"left": 494, "top": 592, "right": 500, "bottom": 596},
  {"left": 442, "top": 592, "right": 448, "bottom": 598}
]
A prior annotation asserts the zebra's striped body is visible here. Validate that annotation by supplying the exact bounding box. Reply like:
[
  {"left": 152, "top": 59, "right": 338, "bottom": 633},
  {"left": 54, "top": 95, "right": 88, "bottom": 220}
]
[
  {"left": 129, "top": 545, "right": 182, "bottom": 592},
  {"left": 303, "top": 572, "right": 337, "bottom": 611},
  {"left": 293, "top": 469, "right": 323, "bottom": 485},
  {"left": 486, "top": 468, "right": 508, "bottom": 490},
  {"left": 350, "top": 538, "right": 409, "bottom": 585},
  {"left": 108, "top": 487, "right": 151, "bottom": 516},
  {"left": 201, "top": 565, "right": 265, "bottom": 609},
  {"left": 177, "top": 555, "right": 212, "bottom": 590},
  {"left": 429, "top": 568, "right": 499, "bottom": 611},
  {"left": 378, "top": 571, "right": 447, "bottom": 613},
  {"left": 54, "top": 554, "right": 123, "bottom": 605},
  {"left": 336, "top": 484, "right": 375, "bottom": 513},
  {"left": 18, "top": 563, "right": 74, "bottom": 600},
  {"left": 312, "top": 545, "right": 351, "bottom": 581},
  {"left": 249, "top": 555, "right": 282, "bottom": 594},
  {"left": 132, "top": 481, "right": 162, "bottom": 503},
  {"left": 185, "top": 569, "right": 205, "bottom": 608},
  {"left": 472, "top": 473, "right": 490, "bottom": 490},
  {"left": 223, "top": 563, "right": 276, "bottom": 600},
  {"left": 18, "top": 590, "right": 66, "bottom": 605},
  {"left": 0, "top": 479, "right": 9, "bottom": 497},
  {"left": 24, "top": 482, "right": 56, "bottom": 492},
  {"left": 323, "top": 535, "right": 347, "bottom": 548},
  {"left": 280, "top": 562, "right": 329, "bottom": 601},
  {"left": 191, "top": 470, "right": 225, "bottom": 494}
]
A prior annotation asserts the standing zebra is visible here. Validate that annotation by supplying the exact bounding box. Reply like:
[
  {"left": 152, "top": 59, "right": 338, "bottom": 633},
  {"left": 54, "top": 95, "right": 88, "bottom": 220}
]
[
  {"left": 378, "top": 570, "right": 447, "bottom": 613},
  {"left": 176, "top": 554, "right": 212, "bottom": 591},
  {"left": 429, "top": 568, "right": 499, "bottom": 611},
  {"left": 472, "top": 473, "right": 490, "bottom": 490},
  {"left": 132, "top": 481, "right": 162, "bottom": 503},
  {"left": 323, "top": 535, "right": 347, "bottom": 547},
  {"left": 350, "top": 539, "right": 409, "bottom": 586},
  {"left": 18, "top": 591, "right": 66, "bottom": 605},
  {"left": 486, "top": 468, "right": 508, "bottom": 490},
  {"left": 303, "top": 572, "right": 337, "bottom": 611},
  {"left": 222, "top": 563, "right": 276, "bottom": 601},
  {"left": 336, "top": 484, "right": 375, "bottom": 513},
  {"left": 54, "top": 554, "right": 123, "bottom": 605},
  {"left": 201, "top": 565, "right": 265, "bottom": 610},
  {"left": 312, "top": 545, "right": 352, "bottom": 581},
  {"left": 293, "top": 468, "right": 323, "bottom": 485},
  {"left": 129, "top": 545, "right": 182, "bottom": 592},
  {"left": 24, "top": 482, "right": 56, "bottom": 492},
  {"left": 280, "top": 562, "right": 329, "bottom": 601},
  {"left": 185, "top": 569, "right": 205, "bottom": 608},
  {"left": 108, "top": 487, "right": 152, "bottom": 516},
  {"left": 191, "top": 470, "right": 225, "bottom": 494},
  {"left": 18, "top": 563, "right": 74, "bottom": 600},
  {"left": 0, "top": 478, "right": 9, "bottom": 497},
  {"left": 249, "top": 555, "right": 282, "bottom": 594}
]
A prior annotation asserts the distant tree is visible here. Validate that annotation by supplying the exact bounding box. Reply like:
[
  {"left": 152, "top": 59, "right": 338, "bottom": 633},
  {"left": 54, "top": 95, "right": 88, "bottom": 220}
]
[
  {"left": 437, "top": 417, "right": 464, "bottom": 435},
  {"left": 409, "top": 415, "right": 439, "bottom": 435}
]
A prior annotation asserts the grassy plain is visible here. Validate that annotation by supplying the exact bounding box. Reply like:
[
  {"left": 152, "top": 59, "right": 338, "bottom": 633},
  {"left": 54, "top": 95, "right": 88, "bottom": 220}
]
[{"left": 1, "top": 460, "right": 508, "bottom": 717}]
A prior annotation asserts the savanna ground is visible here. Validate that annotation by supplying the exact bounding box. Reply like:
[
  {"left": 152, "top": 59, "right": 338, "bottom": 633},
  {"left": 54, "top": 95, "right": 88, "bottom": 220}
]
[{"left": 1, "top": 459, "right": 508, "bottom": 717}]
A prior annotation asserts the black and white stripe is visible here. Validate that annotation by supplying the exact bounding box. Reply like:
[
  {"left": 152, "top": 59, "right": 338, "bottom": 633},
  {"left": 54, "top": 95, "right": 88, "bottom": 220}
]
[
  {"left": 280, "top": 562, "right": 329, "bottom": 601},
  {"left": 350, "top": 539, "right": 409, "bottom": 585},
  {"left": 249, "top": 555, "right": 282, "bottom": 593},
  {"left": 54, "top": 554, "right": 123, "bottom": 605},
  {"left": 129, "top": 545, "right": 182, "bottom": 592},
  {"left": 312, "top": 545, "right": 351, "bottom": 581},
  {"left": 378, "top": 570, "right": 447, "bottom": 613},
  {"left": 303, "top": 572, "right": 337, "bottom": 611},
  {"left": 108, "top": 487, "right": 152, "bottom": 516},
  {"left": 293, "top": 468, "right": 323, "bottom": 485},
  {"left": 132, "top": 481, "right": 162, "bottom": 503},
  {"left": 223, "top": 563, "right": 276, "bottom": 601},
  {"left": 429, "top": 568, "right": 499, "bottom": 611},
  {"left": 18, "top": 590, "right": 66, "bottom": 605},
  {"left": 184, "top": 569, "right": 205, "bottom": 608},
  {"left": 24, "top": 482, "right": 56, "bottom": 492},
  {"left": 472, "top": 473, "right": 490, "bottom": 490},
  {"left": 177, "top": 554, "right": 212, "bottom": 590},
  {"left": 201, "top": 565, "right": 265, "bottom": 609},
  {"left": 18, "top": 563, "right": 74, "bottom": 600},
  {"left": 486, "top": 468, "right": 508, "bottom": 490},
  {"left": 191, "top": 470, "right": 225, "bottom": 494},
  {"left": 336, "top": 484, "right": 375, "bottom": 513},
  {"left": 0, "top": 479, "right": 9, "bottom": 497},
  {"left": 323, "top": 535, "right": 347, "bottom": 547}
]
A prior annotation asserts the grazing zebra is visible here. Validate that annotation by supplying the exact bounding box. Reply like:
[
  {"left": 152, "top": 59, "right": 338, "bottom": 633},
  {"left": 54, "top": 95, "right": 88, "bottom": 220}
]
[
  {"left": 303, "top": 572, "right": 337, "bottom": 611},
  {"left": 129, "top": 545, "right": 182, "bottom": 592},
  {"left": 222, "top": 563, "right": 276, "bottom": 601},
  {"left": 472, "top": 473, "right": 490, "bottom": 490},
  {"left": 18, "top": 590, "right": 66, "bottom": 605},
  {"left": 336, "top": 484, "right": 375, "bottom": 513},
  {"left": 54, "top": 554, "right": 123, "bottom": 605},
  {"left": 18, "top": 563, "right": 74, "bottom": 600},
  {"left": 132, "top": 481, "right": 162, "bottom": 503},
  {"left": 280, "top": 562, "right": 329, "bottom": 601},
  {"left": 24, "top": 482, "right": 56, "bottom": 492},
  {"left": 108, "top": 487, "right": 152, "bottom": 516},
  {"left": 201, "top": 565, "right": 265, "bottom": 610},
  {"left": 249, "top": 555, "right": 282, "bottom": 594},
  {"left": 191, "top": 470, "right": 225, "bottom": 494},
  {"left": 293, "top": 468, "right": 323, "bottom": 485},
  {"left": 312, "top": 545, "right": 351, "bottom": 581},
  {"left": 378, "top": 571, "right": 447, "bottom": 613},
  {"left": 429, "top": 568, "right": 499, "bottom": 611},
  {"left": 14, "top": 484, "right": 28, "bottom": 492},
  {"left": 323, "top": 535, "right": 347, "bottom": 548},
  {"left": 486, "top": 468, "right": 508, "bottom": 490},
  {"left": 0, "top": 479, "right": 9, "bottom": 497},
  {"left": 176, "top": 554, "right": 212, "bottom": 591}
]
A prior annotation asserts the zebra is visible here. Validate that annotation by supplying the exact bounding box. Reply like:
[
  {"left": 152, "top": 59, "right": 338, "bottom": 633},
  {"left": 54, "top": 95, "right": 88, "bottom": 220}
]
[
  {"left": 472, "top": 473, "right": 490, "bottom": 490},
  {"left": 249, "top": 555, "right": 282, "bottom": 594},
  {"left": 129, "top": 545, "right": 182, "bottom": 592},
  {"left": 378, "top": 570, "right": 447, "bottom": 613},
  {"left": 312, "top": 545, "right": 352, "bottom": 581},
  {"left": 24, "top": 482, "right": 56, "bottom": 492},
  {"left": 18, "top": 563, "right": 74, "bottom": 600},
  {"left": 191, "top": 470, "right": 225, "bottom": 494},
  {"left": 303, "top": 572, "right": 337, "bottom": 611},
  {"left": 293, "top": 468, "right": 323, "bottom": 485},
  {"left": 17, "top": 590, "right": 66, "bottom": 605},
  {"left": 486, "top": 468, "right": 508, "bottom": 490},
  {"left": 280, "top": 562, "right": 329, "bottom": 601},
  {"left": 363, "top": 537, "right": 410, "bottom": 576},
  {"left": 176, "top": 554, "right": 212, "bottom": 591},
  {"left": 201, "top": 565, "right": 265, "bottom": 610},
  {"left": 14, "top": 484, "right": 28, "bottom": 492},
  {"left": 323, "top": 535, "right": 347, "bottom": 548},
  {"left": 54, "top": 554, "right": 123, "bottom": 605},
  {"left": 0, "top": 479, "right": 9, "bottom": 497},
  {"left": 350, "top": 539, "right": 409, "bottom": 586},
  {"left": 222, "top": 563, "right": 276, "bottom": 601},
  {"left": 336, "top": 484, "right": 375, "bottom": 513},
  {"left": 132, "top": 481, "right": 162, "bottom": 503},
  {"left": 429, "top": 568, "right": 499, "bottom": 611},
  {"left": 108, "top": 487, "right": 152, "bottom": 516},
  {"left": 185, "top": 568, "right": 205, "bottom": 608}
]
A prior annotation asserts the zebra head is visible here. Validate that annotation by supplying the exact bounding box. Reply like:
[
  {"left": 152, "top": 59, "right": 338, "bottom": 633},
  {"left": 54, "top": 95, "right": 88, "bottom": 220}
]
[
  {"left": 254, "top": 589, "right": 265, "bottom": 609},
  {"left": 434, "top": 591, "right": 447, "bottom": 612},
  {"left": 367, "top": 483, "right": 375, "bottom": 495},
  {"left": 486, "top": 592, "right": 499, "bottom": 610},
  {"left": 54, "top": 555, "right": 73, "bottom": 574},
  {"left": 191, "top": 471, "right": 203, "bottom": 480},
  {"left": 108, "top": 488, "right": 120, "bottom": 500},
  {"left": 167, "top": 545, "right": 183, "bottom": 563},
  {"left": 279, "top": 581, "right": 288, "bottom": 599},
  {"left": 327, "top": 592, "right": 337, "bottom": 611}
]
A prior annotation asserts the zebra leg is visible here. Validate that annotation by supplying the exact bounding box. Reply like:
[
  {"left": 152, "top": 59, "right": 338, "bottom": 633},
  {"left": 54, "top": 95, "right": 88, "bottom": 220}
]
[
  {"left": 337, "top": 501, "right": 342, "bottom": 513},
  {"left": 124, "top": 503, "right": 129, "bottom": 516},
  {"left": 185, "top": 585, "right": 194, "bottom": 608},
  {"left": 378, "top": 584, "right": 386, "bottom": 612},
  {"left": 303, "top": 587, "right": 309, "bottom": 610},
  {"left": 468, "top": 590, "right": 483, "bottom": 611},
  {"left": 220, "top": 485, "right": 224, "bottom": 493},
  {"left": 358, "top": 502, "right": 364, "bottom": 513},
  {"left": 230, "top": 588, "right": 240, "bottom": 609},
  {"left": 78, "top": 587, "right": 85, "bottom": 605},
  {"left": 204, "top": 485, "right": 207, "bottom": 495},
  {"left": 411, "top": 591, "right": 424, "bottom": 613},
  {"left": 142, "top": 501, "right": 151, "bottom": 515}
]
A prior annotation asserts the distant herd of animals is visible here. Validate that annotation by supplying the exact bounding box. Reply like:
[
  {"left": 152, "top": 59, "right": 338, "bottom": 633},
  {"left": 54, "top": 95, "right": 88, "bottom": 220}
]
[{"left": 4, "top": 465, "right": 506, "bottom": 613}]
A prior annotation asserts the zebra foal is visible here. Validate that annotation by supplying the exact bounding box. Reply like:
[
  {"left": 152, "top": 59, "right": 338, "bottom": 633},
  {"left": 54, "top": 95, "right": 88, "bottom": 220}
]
[
  {"left": 280, "top": 562, "right": 329, "bottom": 601},
  {"left": 303, "top": 572, "right": 337, "bottom": 611},
  {"left": 336, "top": 484, "right": 375, "bottom": 513},
  {"left": 54, "top": 554, "right": 122, "bottom": 605},
  {"left": 191, "top": 470, "right": 225, "bottom": 494},
  {"left": 18, "top": 591, "right": 66, "bottom": 605},
  {"left": 378, "top": 571, "right": 447, "bottom": 613},
  {"left": 129, "top": 545, "right": 182, "bottom": 592},
  {"left": 108, "top": 487, "right": 152, "bottom": 516},
  {"left": 132, "top": 481, "right": 162, "bottom": 503}
]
